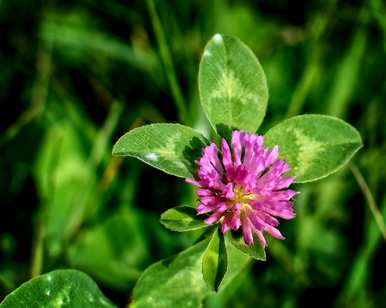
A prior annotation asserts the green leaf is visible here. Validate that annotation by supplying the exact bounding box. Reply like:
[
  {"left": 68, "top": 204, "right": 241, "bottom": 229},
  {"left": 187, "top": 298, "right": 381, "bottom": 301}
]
[
  {"left": 131, "top": 239, "right": 210, "bottom": 308},
  {"left": 68, "top": 210, "right": 148, "bottom": 290},
  {"left": 202, "top": 228, "right": 228, "bottom": 292},
  {"left": 160, "top": 206, "right": 208, "bottom": 232},
  {"left": 0, "top": 270, "right": 116, "bottom": 308},
  {"left": 220, "top": 236, "right": 251, "bottom": 289},
  {"left": 199, "top": 34, "right": 268, "bottom": 137},
  {"left": 227, "top": 232, "right": 266, "bottom": 261},
  {"left": 131, "top": 236, "right": 251, "bottom": 308},
  {"left": 112, "top": 123, "right": 208, "bottom": 178},
  {"left": 264, "top": 114, "right": 363, "bottom": 183}
]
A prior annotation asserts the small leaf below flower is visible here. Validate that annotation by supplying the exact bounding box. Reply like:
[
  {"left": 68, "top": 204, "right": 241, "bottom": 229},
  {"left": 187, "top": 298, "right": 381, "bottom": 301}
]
[
  {"left": 131, "top": 236, "right": 250, "bottom": 308},
  {"left": 160, "top": 206, "right": 208, "bottom": 232},
  {"left": 227, "top": 231, "right": 266, "bottom": 261},
  {"left": 202, "top": 228, "right": 228, "bottom": 292}
]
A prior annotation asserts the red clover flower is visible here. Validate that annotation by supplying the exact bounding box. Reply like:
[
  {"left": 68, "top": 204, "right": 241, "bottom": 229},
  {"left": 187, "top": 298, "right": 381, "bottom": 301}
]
[{"left": 187, "top": 130, "right": 299, "bottom": 247}]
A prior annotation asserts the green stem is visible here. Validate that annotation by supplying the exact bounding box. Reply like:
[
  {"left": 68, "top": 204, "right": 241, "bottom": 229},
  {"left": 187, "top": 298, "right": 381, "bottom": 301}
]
[
  {"left": 146, "top": 0, "right": 188, "bottom": 124},
  {"left": 28, "top": 9, "right": 53, "bottom": 277},
  {"left": 350, "top": 163, "right": 386, "bottom": 241},
  {"left": 286, "top": 57, "right": 319, "bottom": 118},
  {"left": 0, "top": 33, "right": 52, "bottom": 146},
  {"left": 31, "top": 217, "right": 44, "bottom": 277}
]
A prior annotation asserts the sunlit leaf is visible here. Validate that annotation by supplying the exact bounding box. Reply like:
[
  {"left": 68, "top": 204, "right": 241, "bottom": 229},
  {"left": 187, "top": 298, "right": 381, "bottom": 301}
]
[
  {"left": 112, "top": 124, "right": 208, "bottom": 178},
  {"left": 199, "top": 34, "right": 268, "bottom": 137}
]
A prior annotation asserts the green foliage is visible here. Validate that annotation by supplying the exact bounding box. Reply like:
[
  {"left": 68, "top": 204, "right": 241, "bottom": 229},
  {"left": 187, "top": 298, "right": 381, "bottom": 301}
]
[
  {"left": 0, "top": 270, "right": 116, "bottom": 308},
  {"left": 202, "top": 229, "right": 228, "bottom": 291},
  {"left": 112, "top": 124, "right": 208, "bottom": 178},
  {"left": 41, "top": 12, "right": 160, "bottom": 75},
  {"left": 227, "top": 232, "right": 266, "bottom": 261},
  {"left": 160, "top": 206, "right": 208, "bottom": 232},
  {"left": 113, "top": 30, "right": 362, "bottom": 308},
  {"left": 131, "top": 239, "right": 210, "bottom": 308},
  {"left": 198, "top": 34, "right": 268, "bottom": 137},
  {"left": 264, "top": 114, "right": 363, "bottom": 182},
  {"left": 1, "top": 1, "right": 384, "bottom": 307},
  {"left": 132, "top": 236, "right": 251, "bottom": 307},
  {"left": 68, "top": 210, "right": 148, "bottom": 290}
]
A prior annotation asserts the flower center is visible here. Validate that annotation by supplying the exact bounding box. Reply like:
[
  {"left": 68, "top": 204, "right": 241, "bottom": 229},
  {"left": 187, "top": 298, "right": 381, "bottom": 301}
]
[{"left": 233, "top": 186, "right": 256, "bottom": 209}]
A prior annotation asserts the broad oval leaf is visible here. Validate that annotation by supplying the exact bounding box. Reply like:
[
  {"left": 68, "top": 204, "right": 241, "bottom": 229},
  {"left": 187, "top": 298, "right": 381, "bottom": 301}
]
[
  {"left": 264, "top": 114, "right": 363, "bottom": 183},
  {"left": 131, "top": 239, "right": 210, "bottom": 308},
  {"left": 0, "top": 269, "right": 116, "bottom": 308},
  {"left": 202, "top": 228, "right": 228, "bottom": 292},
  {"left": 112, "top": 124, "right": 208, "bottom": 178},
  {"left": 227, "top": 232, "right": 266, "bottom": 261},
  {"left": 131, "top": 236, "right": 250, "bottom": 308},
  {"left": 199, "top": 33, "right": 268, "bottom": 137},
  {"left": 160, "top": 206, "right": 208, "bottom": 232}
]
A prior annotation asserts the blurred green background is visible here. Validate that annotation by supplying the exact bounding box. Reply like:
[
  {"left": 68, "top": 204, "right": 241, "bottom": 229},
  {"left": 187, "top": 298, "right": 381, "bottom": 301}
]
[{"left": 1, "top": 0, "right": 386, "bottom": 307}]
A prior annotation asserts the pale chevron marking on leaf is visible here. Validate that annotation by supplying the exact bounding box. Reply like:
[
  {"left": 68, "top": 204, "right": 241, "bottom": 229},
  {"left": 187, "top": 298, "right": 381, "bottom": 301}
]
[
  {"left": 211, "top": 69, "right": 256, "bottom": 104},
  {"left": 152, "top": 132, "right": 185, "bottom": 168},
  {"left": 210, "top": 69, "right": 257, "bottom": 124},
  {"left": 291, "top": 128, "right": 324, "bottom": 177},
  {"left": 198, "top": 35, "right": 268, "bottom": 135}
]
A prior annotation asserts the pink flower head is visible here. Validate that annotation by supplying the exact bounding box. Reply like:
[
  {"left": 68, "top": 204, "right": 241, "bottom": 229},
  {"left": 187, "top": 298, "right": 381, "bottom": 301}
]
[{"left": 186, "top": 131, "right": 298, "bottom": 247}]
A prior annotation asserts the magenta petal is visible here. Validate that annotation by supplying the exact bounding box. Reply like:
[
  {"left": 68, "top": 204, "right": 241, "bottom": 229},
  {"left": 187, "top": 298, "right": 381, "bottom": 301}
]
[
  {"left": 204, "top": 144, "right": 223, "bottom": 174},
  {"left": 269, "top": 189, "right": 299, "bottom": 200},
  {"left": 204, "top": 215, "right": 218, "bottom": 225},
  {"left": 265, "top": 225, "right": 285, "bottom": 240},
  {"left": 220, "top": 217, "right": 232, "bottom": 233},
  {"left": 265, "top": 207, "right": 295, "bottom": 220},
  {"left": 265, "top": 145, "right": 279, "bottom": 167},
  {"left": 197, "top": 189, "right": 213, "bottom": 197},
  {"left": 221, "top": 139, "right": 232, "bottom": 168},
  {"left": 275, "top": 177, "right": 296, "bottom": 189},
  {"left": 197, "top": 203, "right": 213, "bottom": 215},
  {"left": 185, "top": 178, "right": 201, "bottom": 187},
  {"left": 231, "top": 131, "right": 243, "bottom": 166},
  {"left": 255, "top": 230, "right": 267, "bottom": 248},
  {"left": 223, "top": 183, "right": 234, "bottom": 199},
  {"left": 230, "top": 217, "right": 241, "bottom": 230},
  {"left": 241, "top": 217, "right": 253, "bottom": 245}
]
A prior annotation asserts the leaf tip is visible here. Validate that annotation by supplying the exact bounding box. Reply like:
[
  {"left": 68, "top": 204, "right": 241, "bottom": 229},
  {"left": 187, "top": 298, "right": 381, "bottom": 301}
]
[{"left": 212, "top": 33, "right": 224, "bottom": 44}]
